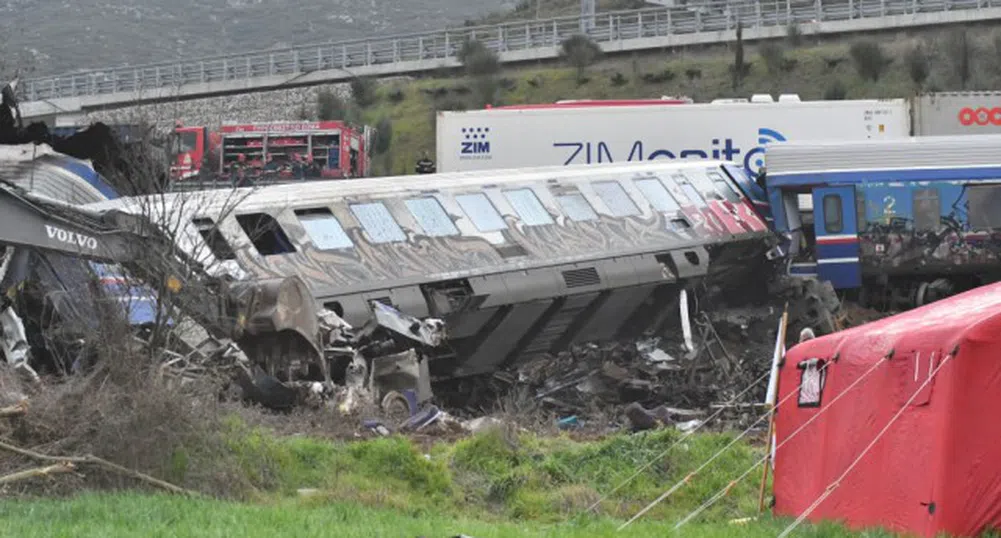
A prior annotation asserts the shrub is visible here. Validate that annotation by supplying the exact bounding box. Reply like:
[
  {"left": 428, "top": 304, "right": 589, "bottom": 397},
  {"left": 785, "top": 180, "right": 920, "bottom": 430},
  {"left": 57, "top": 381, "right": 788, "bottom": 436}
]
[
  {"left": 349, "top": 77, "right": 378, "bottom": 107},
  {"left": 824, "top": 79, "right": 848, "bottom": 100},
  {"left": 849, "top": 40, "right": 889, "bottom": 82},
  {"left": 560, "top": 34, "right": 603, "bottom": 84},
  {"left": 904, "top": 44, "right": 931, "bottom": 90}
]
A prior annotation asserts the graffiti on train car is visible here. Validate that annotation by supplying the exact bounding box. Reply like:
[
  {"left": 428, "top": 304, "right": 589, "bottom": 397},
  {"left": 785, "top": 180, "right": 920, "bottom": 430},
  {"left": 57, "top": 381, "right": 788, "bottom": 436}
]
[
  {"left": 229, "top": 198, "right": 702, "bottom": 293},
  {"left": 856, "top": 182, "right": 1001, "bottom": 274}
]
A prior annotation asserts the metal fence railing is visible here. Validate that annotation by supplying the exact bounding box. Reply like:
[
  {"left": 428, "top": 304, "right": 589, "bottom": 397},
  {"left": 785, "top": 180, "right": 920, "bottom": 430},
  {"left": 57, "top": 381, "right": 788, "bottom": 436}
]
[{"left": 21, "top": 0, "right": 999, "bottom": 102}]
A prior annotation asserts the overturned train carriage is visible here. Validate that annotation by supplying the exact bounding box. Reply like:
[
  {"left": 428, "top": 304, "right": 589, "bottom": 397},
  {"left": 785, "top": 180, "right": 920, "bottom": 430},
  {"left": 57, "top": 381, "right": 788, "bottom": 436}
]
[{"left": 85, "top": 161, "right": 776, "bottom": 380}]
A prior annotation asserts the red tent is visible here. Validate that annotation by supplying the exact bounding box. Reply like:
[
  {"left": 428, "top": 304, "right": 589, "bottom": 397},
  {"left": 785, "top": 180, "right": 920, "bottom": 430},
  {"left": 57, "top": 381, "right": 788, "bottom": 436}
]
[{"left": 773, "top": 282, "right": 1001, "bottom": 537}]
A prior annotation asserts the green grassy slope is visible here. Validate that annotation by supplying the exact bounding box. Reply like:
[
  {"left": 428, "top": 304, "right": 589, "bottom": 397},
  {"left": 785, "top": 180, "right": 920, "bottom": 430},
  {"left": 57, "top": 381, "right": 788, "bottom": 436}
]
[{"left": 354, "top": 25, "right": 999, "bottom": 176}]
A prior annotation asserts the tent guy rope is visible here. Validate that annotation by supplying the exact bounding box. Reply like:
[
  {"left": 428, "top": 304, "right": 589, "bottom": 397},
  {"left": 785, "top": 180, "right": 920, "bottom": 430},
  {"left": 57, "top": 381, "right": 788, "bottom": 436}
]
[
  {"left": 775, "top": 350, "right": 956, "bottom": 538},
  {"left": 617, "top": 355, "right": 843, "bottom": 532},
  {"left": 670, "top": 352, "right": 892, "bottom": 531},
  {"left": 581, "top": 369, "right": 772, "bottom": 517}
]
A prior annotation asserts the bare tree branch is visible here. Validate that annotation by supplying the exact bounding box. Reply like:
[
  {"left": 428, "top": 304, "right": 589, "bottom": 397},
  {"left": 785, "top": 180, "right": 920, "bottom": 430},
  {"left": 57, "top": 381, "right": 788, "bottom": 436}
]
[
  {"left": 0, "top": 462, "right": 75, "bottom": 485},
  {"left": 0, "top": 401, "right": 27, "bottom": 418},
  {"left": 0, "top": 439, "right": 199, "bottom": 496}
]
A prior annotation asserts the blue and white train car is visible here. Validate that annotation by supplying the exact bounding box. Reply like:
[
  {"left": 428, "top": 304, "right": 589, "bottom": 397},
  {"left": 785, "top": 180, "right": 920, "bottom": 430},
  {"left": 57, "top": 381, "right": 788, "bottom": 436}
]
[{"left": 765, "top": 135, "right": 1001, "bottom": 309}]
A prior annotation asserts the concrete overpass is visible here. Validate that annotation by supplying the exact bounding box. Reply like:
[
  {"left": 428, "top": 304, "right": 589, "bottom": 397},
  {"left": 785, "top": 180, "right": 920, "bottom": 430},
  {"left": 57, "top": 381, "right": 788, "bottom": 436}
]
[{"left": 20, "top": 0, "right": 1001, "bottom": 124}]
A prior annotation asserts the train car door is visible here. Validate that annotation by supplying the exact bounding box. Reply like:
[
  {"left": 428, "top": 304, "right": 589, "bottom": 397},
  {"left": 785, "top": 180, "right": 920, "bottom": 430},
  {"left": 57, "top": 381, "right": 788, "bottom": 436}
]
[{"left": 812, "top": 186, "right": 861, "bottom": 289}]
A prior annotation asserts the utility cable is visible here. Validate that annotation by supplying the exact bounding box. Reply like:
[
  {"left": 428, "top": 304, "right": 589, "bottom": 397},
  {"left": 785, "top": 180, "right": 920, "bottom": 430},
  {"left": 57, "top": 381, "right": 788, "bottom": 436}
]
[
  {"left": 669, "top": 353, "right": 891, "bottom": 531},
  {"left": 775, "top": 352, "right": 955, "bottom": 538},
  {"left": 583, "top": 369, "right": 771, "bottom": 516},
  {"left": 616, "top": 359, "right": 833, "bottom": 532}
]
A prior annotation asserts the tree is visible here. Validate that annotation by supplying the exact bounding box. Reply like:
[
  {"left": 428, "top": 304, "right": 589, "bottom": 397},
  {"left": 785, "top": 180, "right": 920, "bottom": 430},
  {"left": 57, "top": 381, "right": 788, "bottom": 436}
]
[
  {"left": 372, "top": 117, "right": 393, "bottom": 156},
  {"left": 457, "top": 39, "right": 502, "bottom": 106},
  {"left": 904, "top": 44, "right": 931, "bottom": 92},
  {"left": 732, "top": 21, "right": 746, "bottom": 91},
  {"left": 759, "top": 42, "right": 786, "bottom": 77},
  {"left": 849, "top": 40, "right": 889, "bottom": 82},
  {"left": 824, "top": 79, "right": 847, "bottom": 100},
  {"left": 457, "top": 39, "right": 500, "bottom": 78},
  {"left": 349, "top": 77, "right": 378, "bottom": 108},
  {"left": 316, "top": 88, "right": 345, "bottom": 121},
  {"left": 943, "top": 29, "right": 974, "bottom": 90},
  {"left": 560, "top": 34, "right": 603, "bottom": 84}
]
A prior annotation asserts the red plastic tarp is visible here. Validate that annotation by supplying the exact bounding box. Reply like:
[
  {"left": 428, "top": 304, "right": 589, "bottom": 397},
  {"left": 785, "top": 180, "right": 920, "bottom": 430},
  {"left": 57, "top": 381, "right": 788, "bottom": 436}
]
[{"left": 773, "top": 282, "right": 1001, "bottom": 537}]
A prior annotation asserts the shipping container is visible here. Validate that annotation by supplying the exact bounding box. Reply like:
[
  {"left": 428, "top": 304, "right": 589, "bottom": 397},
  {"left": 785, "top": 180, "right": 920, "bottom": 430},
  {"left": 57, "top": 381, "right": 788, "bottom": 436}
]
[{"left": 435, "top": 96, "right": 911, "bottom": 175}]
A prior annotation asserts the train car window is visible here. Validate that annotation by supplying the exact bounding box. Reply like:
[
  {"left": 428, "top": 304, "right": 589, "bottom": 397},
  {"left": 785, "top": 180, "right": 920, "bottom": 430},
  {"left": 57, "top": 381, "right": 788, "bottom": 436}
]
[
  {"left": 191, "top": 217, "right": 237, "bottom": 260},
  {"left": 679, "top": 183, "right": 708, "bottom": 208},
  {"left": 912, "top": 188, "right": 941, "bottom": 232},
  {"left": 455, "top": 193, "right": 508, "bottom": 232},
  {"left": 235, "top": 213, "right": 297, "bottom": 255},
  {"left": 969, "top": 185, "right": 1001, "bottom": 229},
  {"left": 294, "top": 208, "right": 354, "bottom": 250},
  {"left": 349, "top": 202, "right": 407, "bottom": 244},
  {"left": 635, "top": 178, "right": 680, "bottom": 213},
  {"left": 822, "top": 195, "right": 843, "bottom": 234},
  {"left": 706, "top": 170, "right": 741, "bottom": 203},
  {"left": 405, "top": 198, "right": 459, "bottom": 237},
  {"left": 593, "top": 181, "right": 640, "bottom": 217},
  {"left": 555, "top": 193, "right": 598, "bottom": 222},
  {"left": 504, "top": 188, "right": 554, "bottom": 226}
]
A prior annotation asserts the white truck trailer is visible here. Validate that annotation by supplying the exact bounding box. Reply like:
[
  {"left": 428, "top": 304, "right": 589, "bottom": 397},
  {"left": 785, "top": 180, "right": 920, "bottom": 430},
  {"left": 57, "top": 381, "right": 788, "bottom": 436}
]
[{"left": 435, "top": 96, "right": 910, "bottom": 175}]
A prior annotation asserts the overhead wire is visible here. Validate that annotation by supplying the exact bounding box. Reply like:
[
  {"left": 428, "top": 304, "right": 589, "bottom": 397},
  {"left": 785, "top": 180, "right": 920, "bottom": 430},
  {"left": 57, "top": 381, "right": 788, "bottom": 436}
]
[
  {"left": 581, "top": 369, "right": 771, "bottom": 517},
  {"left": 616, "top": 358, "right": 835, "bottom": 532},
  {"left": 668, "top": 352, "right": 893, "bottom": 531},
  {"left": 775, "top": 351, "right": 956, "bottom": 538}
]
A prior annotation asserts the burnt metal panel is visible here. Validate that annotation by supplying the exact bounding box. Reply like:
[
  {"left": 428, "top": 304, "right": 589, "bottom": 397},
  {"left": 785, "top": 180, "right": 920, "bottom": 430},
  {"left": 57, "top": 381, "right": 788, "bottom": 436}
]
[
  {"left": 517, "top": 293, "right": 597, "bottom": 358},
  {"left": 386, "top": 286, "right": 429, "bottom": 318},
  {"left": 446, "top": 307, "right": 499, "bottom": 340},
  {"left": 571, "top": 285, "right": 659, "bottom": 344},
  {"left": 455, "top": 300, "right": 553, "bottom": 377},
  {"left": 664, "top": 247, "right": 711, "bottom": 279}
]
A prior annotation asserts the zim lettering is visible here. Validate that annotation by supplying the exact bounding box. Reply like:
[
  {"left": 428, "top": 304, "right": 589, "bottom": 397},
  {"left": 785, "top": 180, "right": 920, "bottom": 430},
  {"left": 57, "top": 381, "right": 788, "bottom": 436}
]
[{"left": 461, "top": 141, "right": 491, "bottom": 154}]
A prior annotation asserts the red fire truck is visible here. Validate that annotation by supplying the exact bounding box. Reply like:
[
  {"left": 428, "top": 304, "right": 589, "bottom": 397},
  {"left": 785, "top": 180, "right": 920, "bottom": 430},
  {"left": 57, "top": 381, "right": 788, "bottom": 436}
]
[{"left": 171, "top": 120, "right": 369, "bottom": 183}]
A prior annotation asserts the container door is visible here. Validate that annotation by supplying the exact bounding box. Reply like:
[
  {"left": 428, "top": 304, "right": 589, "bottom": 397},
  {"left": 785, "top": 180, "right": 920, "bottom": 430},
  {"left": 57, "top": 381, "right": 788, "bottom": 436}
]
[{"left": 812, "top": 186, "right": 861, "bottom": 289}]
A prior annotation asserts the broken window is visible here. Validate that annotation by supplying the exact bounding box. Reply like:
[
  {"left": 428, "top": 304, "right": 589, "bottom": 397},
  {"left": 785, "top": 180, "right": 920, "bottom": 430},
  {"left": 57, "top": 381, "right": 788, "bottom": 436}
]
[
  {"left": 350, "top": 202, "right": 406, "bottom": 244},
  {"left": 968, "top": 185, "right": 1001, "bottom": 229},
  {"left": 455, "top": 193, "right": 507, "bottom": 232},
  {"left": 555, "top": 193, "right": 598, "bottom": 222},
  {"left": 912, "top": 188, "right": 941, "bottom": 232},
  {"left": 593, "top": 181, "right": 639, "bottom": 217},
  {"left": 191, "top": 217, "right": 236, "bottom": 260},
  {"left": 797, "top": 358, "right": 827, "bottom": 407},
  {"left": 823, "top": 195, "right": 843, "bottom": 234},
  {"left": 295, "top": 208, "right": 353, "bottom": 250},
  {"left": 504, "top": 188, "right": 553, "bottom": 226},
  {"left": 707, "top": 170, "right": 741, "bottom": 203},
  {"left": 235, "top": 213, "right": 296, "bottom": 256},
  {"left": 635, "top": 177, "right": 680, "bottom": 213},
  {"left": 405, "top": 197, "right": 459, "bottom": 237}
]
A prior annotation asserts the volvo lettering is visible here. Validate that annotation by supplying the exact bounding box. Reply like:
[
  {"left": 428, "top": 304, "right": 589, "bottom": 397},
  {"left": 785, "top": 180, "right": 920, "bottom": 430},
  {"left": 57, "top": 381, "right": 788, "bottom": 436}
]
[{"left": 45, "top": 225, "right": 98, "bottom": 250}]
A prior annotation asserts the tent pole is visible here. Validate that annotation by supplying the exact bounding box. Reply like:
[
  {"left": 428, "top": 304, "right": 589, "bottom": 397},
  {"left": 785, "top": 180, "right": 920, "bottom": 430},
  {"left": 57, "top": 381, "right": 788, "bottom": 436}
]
[{"left": 758, "top": 305, "right": 789, "bottom": 514}]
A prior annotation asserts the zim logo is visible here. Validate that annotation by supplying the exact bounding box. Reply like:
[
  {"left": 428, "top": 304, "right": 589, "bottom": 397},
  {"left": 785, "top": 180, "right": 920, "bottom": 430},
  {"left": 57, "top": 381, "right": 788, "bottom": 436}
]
[
  {"left": 45, "top": 224, "right": 98, "bottom": 250},
  {"left": 460, "top": 127, "right": 491, "bottom": 158}
]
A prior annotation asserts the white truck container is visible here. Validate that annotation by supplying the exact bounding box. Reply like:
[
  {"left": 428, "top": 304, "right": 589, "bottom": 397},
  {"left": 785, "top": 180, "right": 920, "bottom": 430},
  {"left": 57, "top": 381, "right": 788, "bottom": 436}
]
[
  {"left": 911, "top": 91, "right": 1001, "bottom": 136},
  {"left": 435, "top": 97, "right": 910, "bottom": 175}
]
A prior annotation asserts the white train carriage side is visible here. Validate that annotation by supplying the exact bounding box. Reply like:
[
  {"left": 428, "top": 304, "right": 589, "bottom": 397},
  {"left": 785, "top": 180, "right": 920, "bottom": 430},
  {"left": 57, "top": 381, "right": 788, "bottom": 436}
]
[{"left": 86, "top": 161, "right": 775, "bottom": 379}]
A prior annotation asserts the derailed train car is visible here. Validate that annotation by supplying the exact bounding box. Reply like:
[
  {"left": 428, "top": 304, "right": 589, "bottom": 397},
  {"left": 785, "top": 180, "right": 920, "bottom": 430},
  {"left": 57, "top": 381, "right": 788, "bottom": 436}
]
[{"left": 85, "top": 160, "right": 777, "bottom": 380}]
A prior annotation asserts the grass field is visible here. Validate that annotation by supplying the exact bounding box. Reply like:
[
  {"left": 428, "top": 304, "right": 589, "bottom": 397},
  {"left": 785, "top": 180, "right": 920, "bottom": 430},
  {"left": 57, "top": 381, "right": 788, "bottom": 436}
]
[
  {"left": 0, "top": 419, "right": 908, "bottom": 537},
  {"left": 0, "top": 493, "right": 892, "bottom": 538}
]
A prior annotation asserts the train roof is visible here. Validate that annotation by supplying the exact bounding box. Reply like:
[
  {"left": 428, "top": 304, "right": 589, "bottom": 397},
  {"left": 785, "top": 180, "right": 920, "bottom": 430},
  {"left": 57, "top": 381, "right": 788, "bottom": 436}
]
[
  {"left": 765, "top": 134, "right": 1001, "bottom": 186},
  {"left": 87, "top": 160, "right": 739, "bottom": 215}
]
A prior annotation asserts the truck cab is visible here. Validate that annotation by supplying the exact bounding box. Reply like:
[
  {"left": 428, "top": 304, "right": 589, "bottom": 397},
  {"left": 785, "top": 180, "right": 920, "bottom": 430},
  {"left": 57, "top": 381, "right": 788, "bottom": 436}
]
[{"left": 171, "top": 125, "right": 210, "bottom": 181}]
